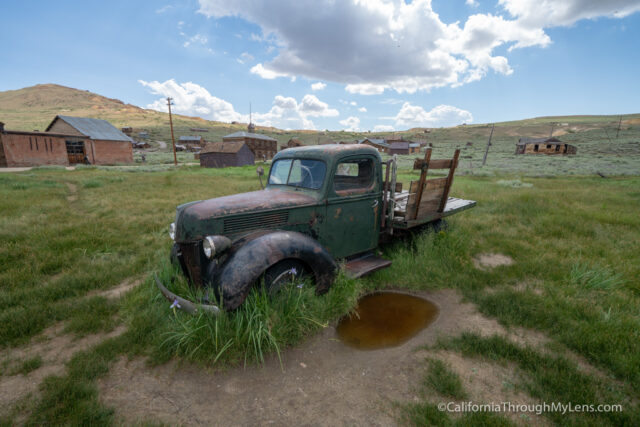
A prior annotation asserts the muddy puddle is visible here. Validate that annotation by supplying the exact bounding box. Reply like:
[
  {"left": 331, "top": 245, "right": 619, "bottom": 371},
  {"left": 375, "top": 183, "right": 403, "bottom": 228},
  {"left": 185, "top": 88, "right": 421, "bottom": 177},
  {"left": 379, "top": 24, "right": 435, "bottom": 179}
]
[{"left": 336, "top": 292, "right": 439, "bottom": 350}]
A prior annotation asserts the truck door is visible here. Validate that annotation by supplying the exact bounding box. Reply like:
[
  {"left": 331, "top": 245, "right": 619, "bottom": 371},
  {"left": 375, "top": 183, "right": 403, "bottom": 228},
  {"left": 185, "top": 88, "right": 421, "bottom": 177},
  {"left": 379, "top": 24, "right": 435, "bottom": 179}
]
[{"left": 323, "top": 155, "right": 381, "bottom": 258}]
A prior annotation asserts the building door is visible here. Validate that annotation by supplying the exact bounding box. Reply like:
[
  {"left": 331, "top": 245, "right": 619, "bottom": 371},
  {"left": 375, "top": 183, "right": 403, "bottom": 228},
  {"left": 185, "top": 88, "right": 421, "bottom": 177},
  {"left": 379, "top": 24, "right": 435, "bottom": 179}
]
[{"left": 65, "top": 140, "right": 85, "bottom": 164}]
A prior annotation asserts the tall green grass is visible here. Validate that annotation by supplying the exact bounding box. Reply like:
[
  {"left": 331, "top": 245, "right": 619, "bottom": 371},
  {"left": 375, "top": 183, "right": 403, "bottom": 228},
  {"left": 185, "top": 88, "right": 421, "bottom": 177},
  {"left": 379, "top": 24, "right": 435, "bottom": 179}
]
[{"left": 143, "top": 262, "right": 361, "bottom": 366}]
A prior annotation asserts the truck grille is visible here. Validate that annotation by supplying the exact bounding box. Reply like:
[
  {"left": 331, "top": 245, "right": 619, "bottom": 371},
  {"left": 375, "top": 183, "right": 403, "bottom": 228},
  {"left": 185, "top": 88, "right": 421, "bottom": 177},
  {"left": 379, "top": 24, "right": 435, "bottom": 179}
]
[{"left": 223, "top": 212, "right": 289, "bottom": 234}]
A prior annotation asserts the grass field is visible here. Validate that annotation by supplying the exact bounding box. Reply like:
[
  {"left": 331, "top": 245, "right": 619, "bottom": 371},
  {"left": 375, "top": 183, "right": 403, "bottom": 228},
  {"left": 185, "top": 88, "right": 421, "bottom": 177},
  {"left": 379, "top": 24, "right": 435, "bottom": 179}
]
[{"left": 1, "top": 159, "right": 639, "bottom": 424}]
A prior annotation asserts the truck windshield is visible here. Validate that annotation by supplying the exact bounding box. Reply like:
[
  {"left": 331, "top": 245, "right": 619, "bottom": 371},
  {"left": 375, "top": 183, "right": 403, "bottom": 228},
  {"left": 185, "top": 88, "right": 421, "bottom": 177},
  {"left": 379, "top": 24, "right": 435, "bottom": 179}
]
[{"left": 268, "top": 159, "right": 326, "bottom": 190}]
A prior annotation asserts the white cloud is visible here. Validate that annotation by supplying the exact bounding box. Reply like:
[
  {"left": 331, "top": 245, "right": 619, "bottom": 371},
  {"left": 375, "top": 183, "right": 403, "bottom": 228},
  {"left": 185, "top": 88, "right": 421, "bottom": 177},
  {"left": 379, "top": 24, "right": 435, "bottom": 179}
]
[
  {"left": 139, "top": 79, "right": 337, "bottom": 130},
  {"left": 298, "top": 94, "right": 339, "bottom": 117},
  {"left": 311, "top": 82, "right": 326, "bottom": 91},
  {"left": 156, "top": 5, "right": 173, "bottom": 14},
  {"left": 139, "top": 79, "right": 246, "bottom": 123},
  {"left": 183, "top": 33, "right": 208, "bottom": 48},
  {"left": 237, "top": 52, "right": 254, "bottom": 64},
  {"left": 345, "top": 84, "right": 385, "bottom": 95},
  {"left": 197, "top": 0, "right": 639, "bottom": 93},
  {"left": 250, "top": 63, "right": 289, "bottom": 79},
  {"left": 253, "top": 94, "right": 338, "bottom": 130},
  {"left": 499, "top": 0, "right": 640, "bottom": 27},
  {"left": 466, "top": 0, "right": 478, "bottom": 7},
  {"left": 339, "top": 116, "right": 360, "bottom": 132},
  {"left": 393, "top": 103, "right": 473, "bottom": 128},
  {"left": 349, "top": 101, "right": 357, "bottom": 106},
  {"left": 358, "top": 107, "right": 367, "bottom": 113},
  {"left": 373, "top": 124, "right": 395, "bottom": 132}
]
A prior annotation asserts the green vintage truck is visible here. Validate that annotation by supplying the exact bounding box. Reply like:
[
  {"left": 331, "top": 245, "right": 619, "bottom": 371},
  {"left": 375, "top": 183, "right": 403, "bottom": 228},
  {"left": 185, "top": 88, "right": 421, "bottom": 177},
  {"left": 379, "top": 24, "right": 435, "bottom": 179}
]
[{"left": 160, "top": 144, "right": 475, "bottom": 312}]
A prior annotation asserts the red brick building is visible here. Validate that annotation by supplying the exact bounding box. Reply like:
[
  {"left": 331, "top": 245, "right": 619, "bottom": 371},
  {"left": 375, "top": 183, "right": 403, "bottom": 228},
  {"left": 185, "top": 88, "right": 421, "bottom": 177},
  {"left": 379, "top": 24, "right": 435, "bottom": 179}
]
[{"left": 0, "top": 116, "right": 133, "bottom": 167}]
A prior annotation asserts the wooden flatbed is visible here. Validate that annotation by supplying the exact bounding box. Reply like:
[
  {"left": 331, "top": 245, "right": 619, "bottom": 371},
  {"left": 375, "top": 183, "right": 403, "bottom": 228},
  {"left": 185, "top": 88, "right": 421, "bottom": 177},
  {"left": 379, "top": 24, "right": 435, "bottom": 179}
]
[{"left": 381, "top": 148, "right": 475, "bottom": 231}]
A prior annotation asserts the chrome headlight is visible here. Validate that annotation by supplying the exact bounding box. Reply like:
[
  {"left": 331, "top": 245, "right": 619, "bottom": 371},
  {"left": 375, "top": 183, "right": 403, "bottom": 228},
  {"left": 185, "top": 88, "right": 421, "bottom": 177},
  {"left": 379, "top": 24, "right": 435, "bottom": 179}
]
[
  {"left": 169, "top": 222, "right": 176, "bottom": 240},
  {"left": 203, "top": 236, "right": 216, "bottom": 259}
]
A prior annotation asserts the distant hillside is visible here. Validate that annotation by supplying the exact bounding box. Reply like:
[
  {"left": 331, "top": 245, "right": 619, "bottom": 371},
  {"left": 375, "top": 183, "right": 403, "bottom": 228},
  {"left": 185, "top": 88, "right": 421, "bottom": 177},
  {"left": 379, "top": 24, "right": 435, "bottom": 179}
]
[{"left": 1, "top": 84, "right": 638, "bottom": 148}]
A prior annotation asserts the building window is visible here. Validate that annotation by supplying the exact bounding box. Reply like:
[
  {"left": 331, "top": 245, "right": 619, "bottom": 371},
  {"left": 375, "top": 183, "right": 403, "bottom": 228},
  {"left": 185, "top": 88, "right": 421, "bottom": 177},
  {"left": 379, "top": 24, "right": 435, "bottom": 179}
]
[
  {"left": 29, "top": 137, "right": 33, "bottom": 150},
  {"left": 36, "top": 138, "right": 39, "bottom": 151},
  {"left": 534, "top": 144, "right": 539, "bottom": 152},
  {"left": 555, "top": 145, "right": 560, "bottom": 152}
]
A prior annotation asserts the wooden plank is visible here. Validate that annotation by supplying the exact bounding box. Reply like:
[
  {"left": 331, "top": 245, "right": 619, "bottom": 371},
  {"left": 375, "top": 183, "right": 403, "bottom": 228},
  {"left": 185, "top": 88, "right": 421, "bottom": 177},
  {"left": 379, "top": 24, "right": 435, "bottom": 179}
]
[
  {"left": 412, "top": 148, "right": 432, "bottom": 220},
  {"left": 425, "top": 177, "right": 448, "bottom": 190},
  {"left": 438, "top": 149, "right": 460, "bottom": 212},
  {"left": 406, "top": 181, "right": 419, "bottom": 219},
  {"left": 394, "top": 182, "right": 403, "bottom": 192},
  {"left": 427, "top": 159, "right": 452, "bottom": 169}
]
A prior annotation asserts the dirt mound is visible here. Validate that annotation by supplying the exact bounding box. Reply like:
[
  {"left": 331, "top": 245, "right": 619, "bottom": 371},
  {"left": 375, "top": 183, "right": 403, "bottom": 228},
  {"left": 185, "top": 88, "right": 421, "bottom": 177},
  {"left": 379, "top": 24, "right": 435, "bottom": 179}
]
[{"left": 473, "top": 253, "right": 514, "bottom": 270}]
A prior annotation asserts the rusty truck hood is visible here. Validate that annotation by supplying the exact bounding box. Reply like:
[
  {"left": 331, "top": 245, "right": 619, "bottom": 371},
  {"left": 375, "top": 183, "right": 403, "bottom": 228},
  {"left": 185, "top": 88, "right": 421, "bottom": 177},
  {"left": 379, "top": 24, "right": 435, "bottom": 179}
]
[{"left": 175, "top": 188, "right": 318, "bottom": 242}]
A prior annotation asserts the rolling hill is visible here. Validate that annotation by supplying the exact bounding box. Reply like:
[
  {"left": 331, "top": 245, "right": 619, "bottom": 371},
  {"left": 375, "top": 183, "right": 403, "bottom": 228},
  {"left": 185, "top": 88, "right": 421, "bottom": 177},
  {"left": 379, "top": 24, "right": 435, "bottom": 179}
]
[{"left": 0, "top": 83, "right": 638, "bottom": 148}]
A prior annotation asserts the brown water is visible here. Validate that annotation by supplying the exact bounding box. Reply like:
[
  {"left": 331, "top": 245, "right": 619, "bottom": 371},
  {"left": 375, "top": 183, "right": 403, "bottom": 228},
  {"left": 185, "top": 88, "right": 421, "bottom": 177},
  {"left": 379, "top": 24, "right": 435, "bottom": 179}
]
[{"left": 336, "top": 292, "right": 439, "bottom": 350}]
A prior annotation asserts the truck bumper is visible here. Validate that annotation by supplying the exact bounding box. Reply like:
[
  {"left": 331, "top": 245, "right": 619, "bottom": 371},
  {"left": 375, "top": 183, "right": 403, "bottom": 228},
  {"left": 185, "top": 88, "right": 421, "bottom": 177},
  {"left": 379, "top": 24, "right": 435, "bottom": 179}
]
[{"left": 154, "top": 274, "right": 220, "bottom": 315}]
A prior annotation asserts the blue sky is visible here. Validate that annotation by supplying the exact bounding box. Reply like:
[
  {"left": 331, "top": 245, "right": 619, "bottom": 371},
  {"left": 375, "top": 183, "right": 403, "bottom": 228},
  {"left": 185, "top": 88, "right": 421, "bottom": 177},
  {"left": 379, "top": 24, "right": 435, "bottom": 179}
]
[{"left": 1, "top": 0, "right": 639, "bottom": 131}]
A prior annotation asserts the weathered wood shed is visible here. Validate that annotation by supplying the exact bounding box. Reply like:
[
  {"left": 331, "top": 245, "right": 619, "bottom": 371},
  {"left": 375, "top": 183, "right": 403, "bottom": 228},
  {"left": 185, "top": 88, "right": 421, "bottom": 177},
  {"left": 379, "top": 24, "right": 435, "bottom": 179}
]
[
  {"left": 200, "top": 141, "right": 254, "bottom": 168},
  {"left": 516, "top": 137, "right": 577, "bottom": 155},
  {"left": 281, "top": 137, "right": 303, "bottom": 151}
]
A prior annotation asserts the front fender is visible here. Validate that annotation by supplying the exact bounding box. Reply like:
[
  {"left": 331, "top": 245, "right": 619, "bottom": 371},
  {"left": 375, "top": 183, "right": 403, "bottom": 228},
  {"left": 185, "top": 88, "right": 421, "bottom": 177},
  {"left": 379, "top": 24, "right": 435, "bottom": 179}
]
[{"left": 216, "top": 230, "right": 337, "bottom": 309}]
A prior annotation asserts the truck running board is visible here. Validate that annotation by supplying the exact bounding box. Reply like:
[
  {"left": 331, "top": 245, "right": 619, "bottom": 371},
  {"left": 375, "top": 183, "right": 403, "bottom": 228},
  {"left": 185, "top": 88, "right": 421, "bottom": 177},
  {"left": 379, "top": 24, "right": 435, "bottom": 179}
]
[{"left": 344, "top": 254, "right": 392, "bottom": 279}]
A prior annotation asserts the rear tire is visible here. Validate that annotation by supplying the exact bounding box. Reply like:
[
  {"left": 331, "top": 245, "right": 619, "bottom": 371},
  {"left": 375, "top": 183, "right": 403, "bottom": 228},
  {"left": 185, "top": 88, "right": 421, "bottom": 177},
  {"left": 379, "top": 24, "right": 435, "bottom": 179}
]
[{"left": 263, "top": 260, "right": 310, "bottom": 295}]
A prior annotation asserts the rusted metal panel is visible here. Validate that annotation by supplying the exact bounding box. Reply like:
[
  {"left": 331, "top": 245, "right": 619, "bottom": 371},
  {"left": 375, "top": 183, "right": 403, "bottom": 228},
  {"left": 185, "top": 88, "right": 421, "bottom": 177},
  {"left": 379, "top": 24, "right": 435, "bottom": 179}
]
[{"left": 344, "top": 254, "right": 392, "bottom": 279}]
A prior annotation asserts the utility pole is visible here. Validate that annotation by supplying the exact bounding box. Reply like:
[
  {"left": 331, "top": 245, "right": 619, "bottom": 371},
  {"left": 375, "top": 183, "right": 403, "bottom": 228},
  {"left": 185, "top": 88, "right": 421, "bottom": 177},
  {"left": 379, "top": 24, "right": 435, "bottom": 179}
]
[
  {"left": 167, "top": 97, "right": 177, "bottom": 166},
  {"left": 482, "top": 123, "right": 494, "bottom": 167},
  {"left": 616, "top": 116, "right": 622, "bottom": 138},
  {"left": 549, "top": 122, "right": 555, "bottom": 138}
]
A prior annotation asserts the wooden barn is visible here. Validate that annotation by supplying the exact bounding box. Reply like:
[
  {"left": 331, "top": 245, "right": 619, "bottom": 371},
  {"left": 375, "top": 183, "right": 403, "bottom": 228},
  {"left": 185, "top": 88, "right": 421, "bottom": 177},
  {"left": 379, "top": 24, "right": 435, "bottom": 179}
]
[
  {"left": 0, "top": 116, "right": 133, "bottom": 167},
  {"left": 281, "top": 137, "right": 303, "bottom": 151},
  {"left": 516, "top": 137, "right": 577, "bottom": 155},
  {"left": 358, "top": 138, "right": 390, "bottom": 153},
  {"left": 389, "top": 141, "right": 422, "bottom": 155},
  {"left": 200, "top": 141, "right": 254, "bottom": 168},
  {"left": 222, "top": 124, "right": 278, "bottom": 160}
]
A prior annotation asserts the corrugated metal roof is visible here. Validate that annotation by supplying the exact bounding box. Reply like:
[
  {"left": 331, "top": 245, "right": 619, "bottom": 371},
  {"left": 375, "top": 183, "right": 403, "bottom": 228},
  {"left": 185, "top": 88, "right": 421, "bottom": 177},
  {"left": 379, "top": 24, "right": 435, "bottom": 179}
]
[
  {"left": 390, "top": 142, "right": 409, "bottom": 149},
  {"left": 358, "top": 138, "right": 389, "bottom": 147},
  {"left": 517, "top": 137, "right": 562, "bottom": 145},
  {"left": 179, "top": 135, "right": 202, "bottom": 142},
  {"left": 223, "top": 131, "right": 277, "bottom": 141},
  {"left": 47, "top": 116, "right": 133, "bottom": 142},
  {"left": 201, "top": 141, "right": 247, "bottom": 154}
]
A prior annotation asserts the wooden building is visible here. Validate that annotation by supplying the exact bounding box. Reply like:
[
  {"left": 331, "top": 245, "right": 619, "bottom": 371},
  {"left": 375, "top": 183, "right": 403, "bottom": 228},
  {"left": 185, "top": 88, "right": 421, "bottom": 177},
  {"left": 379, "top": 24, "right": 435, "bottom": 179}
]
[
  {"left": 200, "top": 141, "right": 254, "bottom": 168},
  {"left": 281, "top": 137, "right": 303, "bottom": 151},
  {"left": 1, "top": 116, "right": 133, "bottom": 167},
  {"left": 388, "top": 141, "right": 421, "bottom": 155},
  {"left": 223, "top": 126, "right": 278, "bottom": 160},
  {"left": 516, "top": 137, "right": 577, "bottom": 155},
  {"left": 358, "top": 138, "right": 390, "bottom": 153}
]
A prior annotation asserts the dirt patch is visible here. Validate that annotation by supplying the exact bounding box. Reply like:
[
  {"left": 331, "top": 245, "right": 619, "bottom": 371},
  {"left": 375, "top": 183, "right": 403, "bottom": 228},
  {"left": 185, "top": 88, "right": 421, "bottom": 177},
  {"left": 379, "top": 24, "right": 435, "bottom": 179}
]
[
  {"left": 86, "top": 277, "right": 143, "bottom": 300},
  {"left": 473, "top": 253, "right": 514, "bottom": 270},
  {"left": 0, "top": 324, "right": 126, "bottom": 414},
  {"left": 420, "top": 350, "right": 550, "bottom": 426},
  {"left": 66, "top": 182, "right": 77, "bottom": 202},
  {"left": 98, "top": 289, "right": 548, "bottom": 426}
]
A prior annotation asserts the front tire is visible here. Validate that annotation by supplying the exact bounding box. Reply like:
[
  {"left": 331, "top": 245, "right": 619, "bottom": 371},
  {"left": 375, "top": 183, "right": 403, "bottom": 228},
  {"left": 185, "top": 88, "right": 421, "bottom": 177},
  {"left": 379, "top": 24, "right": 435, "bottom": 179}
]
[{"left": 263, "top": 259, "right": 310, "bottom": 295}]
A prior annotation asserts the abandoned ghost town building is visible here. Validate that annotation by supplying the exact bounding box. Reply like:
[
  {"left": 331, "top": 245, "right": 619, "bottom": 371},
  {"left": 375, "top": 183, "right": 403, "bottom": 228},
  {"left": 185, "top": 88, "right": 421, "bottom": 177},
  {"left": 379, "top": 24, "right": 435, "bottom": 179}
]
[
  {"left": 200, "top": 141, "right": 254, "bottom": 168},
  {"left": 222, "top": 123, "right": 278, "bottom": 160},
  {"left": 0, "top": 116, "right": 133, "bottom": 167},
  {"left": 515, "top": 137, "right": 577, "bottom": 155}
]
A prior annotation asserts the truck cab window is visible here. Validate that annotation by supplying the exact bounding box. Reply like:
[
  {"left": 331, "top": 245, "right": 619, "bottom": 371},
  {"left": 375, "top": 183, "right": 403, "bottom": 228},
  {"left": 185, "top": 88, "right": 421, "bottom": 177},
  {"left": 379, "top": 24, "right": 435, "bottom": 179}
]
[
  {"left": 268, "top": 159, "right": 326, "bottom": 190},
  {"left": 334, "top": 158, "right": 374, "bottom": 193}
]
